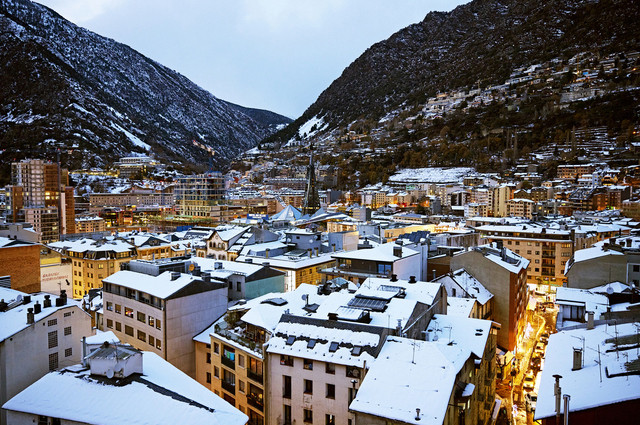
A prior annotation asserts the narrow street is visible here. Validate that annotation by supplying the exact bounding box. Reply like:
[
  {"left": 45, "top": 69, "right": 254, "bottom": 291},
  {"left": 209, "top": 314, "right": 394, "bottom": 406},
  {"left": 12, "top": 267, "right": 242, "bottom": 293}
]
[{"left": 495, "top": 298, "right": 558, "bottom": 425}]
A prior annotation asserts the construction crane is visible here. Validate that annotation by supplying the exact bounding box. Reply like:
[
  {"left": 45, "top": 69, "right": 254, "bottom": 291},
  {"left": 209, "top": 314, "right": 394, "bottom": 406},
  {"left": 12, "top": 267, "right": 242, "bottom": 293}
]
[{"left": 192, "top": 140, "right": 216, "bottom": 172}]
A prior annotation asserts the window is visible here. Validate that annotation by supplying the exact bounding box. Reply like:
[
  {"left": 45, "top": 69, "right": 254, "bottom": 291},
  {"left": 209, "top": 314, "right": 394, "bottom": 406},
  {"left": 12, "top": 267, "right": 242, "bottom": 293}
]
[
  {"left": 125, "top": 325, "right": 134, "bottom": 336},
  {"left": 64, "top": 312, "right": 71, "bottom": 318},
  {"left": 326, "top": 414, "right": 336, "bottom": 425},
  {"left": 138, "top": 330, "right": 146, "bottom": 342},
  {"left": 346, "top": 366, "right": 360, "bottom": 378},
  {"left": 284, "top": 405, "right": 292, "bottom": 425},
  {"left": 48, "top": 319, "right": 57, "bottom": 327},
  {"left": 64, "top": 326, "right": 71, "bottom": 336},
  {"left": 304, "top": 359, "right": 313, "bottom": 370},
  {"left": 236, "top": 281, "right": 242, "bottom": 292},
  {"left": 326, "top": 383, "right": 335, "bottom": 399},
  {"left": 280, "top": 355, "right": 294, "bottom": 366},
  {"left": 106, "top": 319, "right": 113, "bottom": 329},
  {"left": 65, "top": 347, "right": 72, "bottom": 357},
  {"left": 48, "top": 331, "right": 58, "bottom": 349},
  {"left": 238, "top": 354, "right": 245, "bottom": 368},
  {"left": 535, "top": 259, "right": 540, "bottom": 263},
  {"left": 124, "top": 307, "right": 134, "bottom": 318},
  {"left": 106, "top": 302, "right": 113, "bottom": 311},
  {"left": 49, "top": 352, "right": 58, "bottom": 371},
  {"left": 156, "top": 339, "right": 162, "bottom": 350},
  {"left": 303, "top": 409, "right": 313, "bottom": 424},
  {"left": 283, "top": 375, "right": 291, "bottom": 399},
  {"left": 148, "top": 316, "right": 155, "bottom": 327},
  {"left": 377, "top": 263, "right": 391, "bottom": 275},
  {"left": 149, "top": 335, "right": 155, "bottom": 346},
  {"left": 206, "top": 372, "right": 212, "bottom": 384},
  {"left": 214, "top": 342, "right": 220, "bottom": 354},
  {"left": 156, "top": 319, "right": 161, "bottom": 330},
  {"left": 239, "top": 380, "right": 245, "bottom": 393},
  {"left": 325, "top": 363, "right": 335, "bottom": 374},
  {"left": 634, "top": 265, "right": 640, "bottom": 272},
  {"left": 304, "top": 379, "right": 313, "bottom": 394},
  {"left": 115, "top": 304, "right": 121, "bottom": 314},
  {"left": 137, "top": 312, "right": 146, "bottom": 323},
  {"left": 115, "top": 322, "right": 121, "bottom": 331},
  {"left": 214, "top": 366, "right": 220, "bottom": 378},
  {"left": 207, "top": 352, "right": 212, "bottom": 364}
]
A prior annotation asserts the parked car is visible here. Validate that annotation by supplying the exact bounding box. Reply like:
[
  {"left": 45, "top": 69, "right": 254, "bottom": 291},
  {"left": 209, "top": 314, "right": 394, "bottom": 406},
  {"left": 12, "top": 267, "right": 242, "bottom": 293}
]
[
  {"left": 530, "top": 353, "right": 541, "bottom": 369},
  {"left": 525, "top": 392, "right": 538, "bottom": 412},
  {"left": 535, "top": 342, "right": 545, "bottom": 354},
  {"left": 523, "top": 371, "right": 535, "bottom": 391}
]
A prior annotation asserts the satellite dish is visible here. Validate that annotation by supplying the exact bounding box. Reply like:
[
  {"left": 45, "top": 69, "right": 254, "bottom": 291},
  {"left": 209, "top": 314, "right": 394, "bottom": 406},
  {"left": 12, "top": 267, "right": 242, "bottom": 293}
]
[
  {"left": 301, "top": 294, "right": 309, "bottom": 302},
  {"left": 16, "top": 295, "right": 22, "bottom": 302},
  {"left": 189, "top": 263, "right": 195, "bottom": 271},
  {"left": 106, "top": 368, "right": 114, "bottom": 379},
  {"left": 606, "top": 285, "right": 614, "bottom": 295},
  {"left": 309, "top": 239, "right": 314, "bottom": 244}
]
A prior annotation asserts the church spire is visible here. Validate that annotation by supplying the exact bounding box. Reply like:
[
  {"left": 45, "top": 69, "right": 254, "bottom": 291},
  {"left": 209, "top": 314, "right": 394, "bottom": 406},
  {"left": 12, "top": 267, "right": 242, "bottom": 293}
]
[{"left": 302, "top": 141, "right": 320, "bottom": 216}]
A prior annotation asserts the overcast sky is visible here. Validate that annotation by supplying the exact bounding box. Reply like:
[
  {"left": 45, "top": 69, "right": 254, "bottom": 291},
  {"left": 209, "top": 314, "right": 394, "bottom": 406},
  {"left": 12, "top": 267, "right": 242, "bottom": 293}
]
[{"left": 37, "top": 0, "right": 468, "bottom": 119}]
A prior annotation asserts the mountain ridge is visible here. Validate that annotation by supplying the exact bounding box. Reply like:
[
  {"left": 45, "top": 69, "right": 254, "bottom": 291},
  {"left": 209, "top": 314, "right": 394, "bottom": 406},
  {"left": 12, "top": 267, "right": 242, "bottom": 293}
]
[{"left": 0, "top": 0, "right": 291, "bottom": 181}]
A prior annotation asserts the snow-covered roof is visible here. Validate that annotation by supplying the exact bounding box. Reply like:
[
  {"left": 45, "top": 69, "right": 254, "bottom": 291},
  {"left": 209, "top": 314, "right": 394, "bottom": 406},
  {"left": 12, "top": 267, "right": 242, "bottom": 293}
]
[
  {"left": 270, "top": 205, "right": 302, "bottom": 221},
  {"left": 535, "top": 322, "right": 640, "bottom": 420},
  {"left": 266, "top": 320, "right": 380, "bottom": 368},
  {"left": 2, "top": 352, "right": 247, "bottom": 425},
  {"left": 189, "top": 257, "right": 267, "bottom": 278},
  {"left": 238, "top": 240, "right": 289, "bottom": 256},
  {"left": 215, "top": 226, "right": 248, "bottom": 242},
  {"left": 555, "top": 287, "right": 609, "bottom": 320},
  {"left": 332, "top": 243, "right": 418, "bottom": 262},
  {"left": 0, "top": 288, "right": 83, "bottom": 343},
  {"left": 48, "top": 238, "right": 134, "bottom": 253},
  {"left": 103, "top": 270, "right": 203, "bottom": 299},
  {"left": 350, "top": 332, "right": 479, "bottom": 425},
  {"left": 446, "top": 297, "right": 476, "bottom": 317},
  {"left": 0, "top": 236, "right": 37, "bottom": 248},
  {"left": 435, "top": 268, "right": 493, "bottom": 305},
  {"left": 570, "top": 245, "right": 624, "bottom": 268},
  {"left": 236, "top": 251, "right": 336, "bottom": 270},
  {"left": 85, "top": 330, "right": 119, "bottom": 346}
]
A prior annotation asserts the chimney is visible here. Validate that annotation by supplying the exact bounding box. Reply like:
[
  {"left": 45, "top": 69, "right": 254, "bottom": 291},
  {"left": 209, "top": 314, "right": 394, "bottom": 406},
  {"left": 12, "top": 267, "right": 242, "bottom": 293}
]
[
  {"left": 415, "top": 408, "right": 421, "bottom": 421},
  {"left": 0, "top": 299, "right": 7, "bottom": 312},
  {"left": 553, "top": 374, "right": 562, "bottom": 419},
  {"left": 586, "top": 311, "right": 594, "bottom": 330},
  {"left": 82, "top": 336, "right": 87, "bottom": 367},
  {"left": 315, "top": 247, "right": 319, "bottom": 257},
  {"left": 27, "top": 307, "right": 35, "bottom": 324},
  {"left": 201, "top": 272, "right": 211, "bottom": 283},
  {"left": 432, "top": 270, "right": 437, "bottom": 280},
  {"left": 396, "top": 319, "right": 403, "bottom": 336},
  {"left": 308, "top": 248, "right": 312, "bottom": 258},
  {"left": 409, "top": 276, "right": 416, "bottom": 284},
  {"left": 170, "top": 271, "right": 180, "bottom": 281},
  {"left": 393, "top": 245, "right": 402, "bottom": 258},
  {"left": 192, "top": 265, "right": 201, "bottom": 276},
  {"left": 23, "top": 295, "right": 31, "bottom": 304},
  {"left": 390, "top": 274, "right": 398, "bottom": 282},
  {"left": 43, "top": 294, "right": 52, "bottom": 308},
  {"left": 265, "top": 248, "right": 270, "bottom": 259},
  {"left": 572, "top": 348, "right": 583, "bottom": 370},
  {"left": 332, "top": 243, "right": 336, "bottom": 252},
  {"left": 34, "top": 301, "right": 42, "bottom": 314}
]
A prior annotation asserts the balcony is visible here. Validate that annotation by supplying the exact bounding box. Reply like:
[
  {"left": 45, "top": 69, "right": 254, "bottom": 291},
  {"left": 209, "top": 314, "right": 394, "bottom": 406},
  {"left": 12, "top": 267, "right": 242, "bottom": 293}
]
[
  {"left": 221, "top": 380, "right": 235, "bottom": 394},
  {"left": 221, "top": 356, "right": 235, "bottom": 370},
  {"left": 247, "top": 369, "right": 263, "bottom": 385},
  {"left": 247, "top": 393, "right": 264, "bottom": 412}
]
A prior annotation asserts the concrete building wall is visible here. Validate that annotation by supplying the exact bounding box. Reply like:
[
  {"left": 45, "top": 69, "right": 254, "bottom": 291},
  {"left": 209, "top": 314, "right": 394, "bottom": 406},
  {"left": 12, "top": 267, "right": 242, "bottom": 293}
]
[
  {"left": 5, "top": 411, "right": 86, "bottom": 425},
  {"left": 165, "top": 289, "right": 227, "bottom": 377},
  {"left": 0, "top": 244, "right": 41, "bottom": 293},
  {"left": 566, "top": 254, "right": 627, "bottom": 289}
]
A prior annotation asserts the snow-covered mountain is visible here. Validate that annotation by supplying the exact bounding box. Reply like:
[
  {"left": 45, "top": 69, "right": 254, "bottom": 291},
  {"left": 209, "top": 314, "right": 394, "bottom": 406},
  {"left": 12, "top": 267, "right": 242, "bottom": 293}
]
[{"left": 0, "top": 0, "right": 291, "bottom": 178}]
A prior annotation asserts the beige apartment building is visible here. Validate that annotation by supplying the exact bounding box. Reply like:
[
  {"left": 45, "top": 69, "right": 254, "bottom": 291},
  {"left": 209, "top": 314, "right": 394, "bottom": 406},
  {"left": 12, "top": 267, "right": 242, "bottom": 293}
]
[
  {"left": 102, "top": 262, "right": 227, "bottom": 377},
  {"left": 48, "top": 238, "right": 137, "bottom": 299},
  {"left": 507, "top": 198, "right": 535, "bottom": 218},
  {"left": 450, "top": 244, "right": 529, "bottom": 352}
]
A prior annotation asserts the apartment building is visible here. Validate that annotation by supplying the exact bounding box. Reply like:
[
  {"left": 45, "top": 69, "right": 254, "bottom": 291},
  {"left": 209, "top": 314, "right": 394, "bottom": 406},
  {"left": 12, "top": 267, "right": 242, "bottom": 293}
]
[
  {"left": 74, "top": 216, "right": 106, "bottom": 233},
  {"left": 175, "top": 172, "right": 226, "bottom": 218},
  {"left": 0, "top": 288, "right": 92, "bottom": 425},
  {"left": 48, "top": 238, "right": 137, "bottom": 299},
  {"left": 89, "top": 186, "right": 174, "bottom": 213},
  {"left": 450, "top": 244, "right": 529, "bottom": 352},
  {"left": 507, "top": 198, "right": 535, "bottom": 218},
  {"left": 194, "top": 284, "right": 324, "bottom": 425},
  {"left": 102, "top": 261, "right": 227, "bottom": 377}
]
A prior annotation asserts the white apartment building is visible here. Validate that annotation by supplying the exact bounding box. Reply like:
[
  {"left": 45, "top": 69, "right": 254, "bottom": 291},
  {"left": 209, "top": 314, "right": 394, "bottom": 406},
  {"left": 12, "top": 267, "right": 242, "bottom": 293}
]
[{"left": 0, "top": 288, "right": 92, "bottom": 425}]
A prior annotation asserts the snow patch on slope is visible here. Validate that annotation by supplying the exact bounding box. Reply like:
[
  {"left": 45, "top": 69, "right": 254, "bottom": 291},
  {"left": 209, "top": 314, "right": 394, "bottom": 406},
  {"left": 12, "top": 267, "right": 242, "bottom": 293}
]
[{"left": 110, "top": 122, "right": 151, "bottom": 151}]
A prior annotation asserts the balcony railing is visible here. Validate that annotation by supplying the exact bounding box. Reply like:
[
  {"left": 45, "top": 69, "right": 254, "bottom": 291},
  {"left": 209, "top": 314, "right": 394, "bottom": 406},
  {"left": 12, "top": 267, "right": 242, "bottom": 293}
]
[
  {"left": 247, "top": 369, "right": 263, "bottom": 385},
  {"left": 221, "top": 356, "right": 235, "bottom": 370},
  {"left": 247, "top": 393, "right": 264, "bottom": 412},
  {"left": 221, "top": 380, "right": 235, "bottom": 394}
]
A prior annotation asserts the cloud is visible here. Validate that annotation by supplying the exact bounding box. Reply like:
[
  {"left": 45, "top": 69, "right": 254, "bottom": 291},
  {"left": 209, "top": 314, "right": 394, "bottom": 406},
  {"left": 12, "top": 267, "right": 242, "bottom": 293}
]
[{"left": 36, "top": 0, "right": 126, "bottom": 24}]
